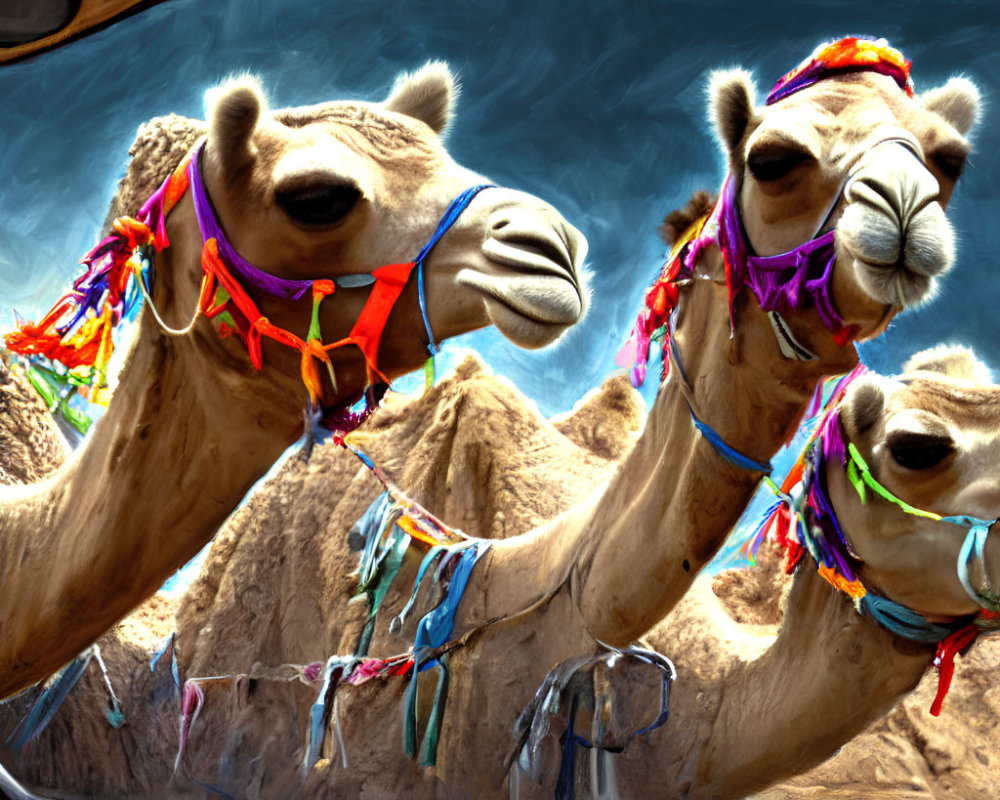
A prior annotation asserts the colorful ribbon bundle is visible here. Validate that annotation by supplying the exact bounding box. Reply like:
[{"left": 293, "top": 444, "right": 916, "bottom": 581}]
[
  {"left": 766, "top": 36, "right": 913, "bottom": 105},
  {"left": 615, "top": 214, "right": 707, "bottom": 388},
  {"left": 4, "top": 154, "right": 192, "bottom": 431}
]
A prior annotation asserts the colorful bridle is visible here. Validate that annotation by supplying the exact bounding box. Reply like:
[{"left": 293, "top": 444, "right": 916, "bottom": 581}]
[
  {"left": 744, "top": 378, "right": 1000, "bottom": 716},
  {"left": 616, "top": 35, "right": 918, "bottom": 474},
  {"left": 5, "top": 140, "right": 492, "bottom": 433}
]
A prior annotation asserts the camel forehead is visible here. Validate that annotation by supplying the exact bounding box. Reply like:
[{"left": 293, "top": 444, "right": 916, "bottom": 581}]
[
  {"left": 263, "top": 101, "right": 446, "bottom": 167},
  {"left": 883, "top": 378, "right": 1000, "bottom": 434},
  {"left": 754, "top": 73, "right": 963, "bottom": 160}
]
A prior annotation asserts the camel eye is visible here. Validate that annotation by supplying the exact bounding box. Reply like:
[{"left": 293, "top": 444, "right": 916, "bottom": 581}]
[
  {"left": 930, "top": 150, "right": 966, "bottom": 182},
  {"left": 746, "top": 144, "right": 813, "bottom": 183},
  {"left": 887, "top": 431, "right": 954, "bottom": 470},
  {"left": 275, "top": 182, "right": 361, "bottom": 227}
]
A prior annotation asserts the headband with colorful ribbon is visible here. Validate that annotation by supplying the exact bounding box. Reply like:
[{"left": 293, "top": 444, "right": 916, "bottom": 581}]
[{"left": 766, "top": 36, "right": 914, "bottom": 105}]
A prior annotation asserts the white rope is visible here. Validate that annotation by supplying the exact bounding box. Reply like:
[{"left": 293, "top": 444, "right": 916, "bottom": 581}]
[{"left": 132, "top": 254, "right": 202, "bottom": 337}]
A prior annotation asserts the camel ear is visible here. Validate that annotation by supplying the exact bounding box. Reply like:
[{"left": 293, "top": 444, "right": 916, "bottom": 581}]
[
  {"left": 903, "top": 344, "right": 992, "bottom": 384},
  {"left": 708, "top": 69, "right": 757, "bottom": 171},
  {"left": 842, "top": 377, "right": 886, "bottom": 436},
  {"left": 383, "top": 61, "right": 457, "bottom": 134},
  {"left": 206, "top": 75, "right": 265, "bottom": 167},
  {"left": 921, "top": 77, "right": 981, "bottom": 136}
]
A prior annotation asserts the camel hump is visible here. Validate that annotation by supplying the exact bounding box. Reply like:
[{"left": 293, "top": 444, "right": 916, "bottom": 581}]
[
  {"left": 103, "top": 113, "right": 207, "bottom": 232},
  {"left": 902, "top": 344, "right": 993, "bottom": 384},
  {"left": 552, "top": 373, "right": 645, "bottom": 461}
]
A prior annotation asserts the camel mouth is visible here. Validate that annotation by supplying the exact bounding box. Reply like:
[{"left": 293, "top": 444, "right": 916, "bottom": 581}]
[
  {"left": 455, "top": 268, "right": 586, "bottom": 348},
  {"left": 838, "top": 145, "right": 956, "bottom": 308},
  {"left": 453, "top": 207, "right": 588, "bottom": 348},
  {"left": 838, "top": 206, "right": 955, "bottom": 307}
]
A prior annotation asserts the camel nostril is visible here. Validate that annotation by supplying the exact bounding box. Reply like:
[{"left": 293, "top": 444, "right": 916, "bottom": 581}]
[
  {"left": 501, "top": 233, "right": 571, "bottom": 271},
  {"left": 491, "top": 218, "right": 511, "bottom": 233}
]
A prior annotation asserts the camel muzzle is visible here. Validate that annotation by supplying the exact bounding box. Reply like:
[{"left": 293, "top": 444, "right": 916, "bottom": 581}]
[
  {"left": 456, "top": 193, "right": 588, "bottom": 348},
  {"left": 838, "top": 138, "right": 956, "bottom": 307}
]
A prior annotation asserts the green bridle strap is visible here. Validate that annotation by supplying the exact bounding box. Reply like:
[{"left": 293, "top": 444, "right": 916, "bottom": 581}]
[
  {"left": 845, "top": 442, "right": 943, "bottom": 520},
  {"left": 845, "top": 440, "right": 1000, "bottom": 613}
]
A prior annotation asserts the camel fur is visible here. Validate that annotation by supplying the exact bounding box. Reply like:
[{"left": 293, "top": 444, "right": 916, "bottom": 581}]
[
  {"left": 0, "top": 63, "right": 588, "bottom": 699},
  {"left": 471, "top": 65, "right": 979, "bottom": 650},
  {"left": 3, "top": 351, "right": 999, "bottom": 799}
]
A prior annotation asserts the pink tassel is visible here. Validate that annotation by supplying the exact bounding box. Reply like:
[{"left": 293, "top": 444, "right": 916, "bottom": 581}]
[
  {"left": 175, "top": 680, "right": 205, "bottom": 772},
  {"left": 301, "top": 662, "right": 325, "bottom": 686}
]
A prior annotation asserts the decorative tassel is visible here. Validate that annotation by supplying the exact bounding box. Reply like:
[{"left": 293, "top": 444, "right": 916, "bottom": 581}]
[
  {"left": 175, "top": 680, "right": 205, "bottom": 772},
  {"left": 930, "top": 624, "right": 979, "bottom": 716},
  {"left": 7, "top": 650, "right": 94, "bottom": 750},
  {"left": 553, "top": 694, "right": 579, "bottom": 800},
  {"left": 91, "top": 644, "right": 125, "bottom": 728},
  {"left": 423, "top": 354, "right": 436, "bottom": 392},
  {"left": 302, "top": 657, "right": 339, "bottom": 776}
]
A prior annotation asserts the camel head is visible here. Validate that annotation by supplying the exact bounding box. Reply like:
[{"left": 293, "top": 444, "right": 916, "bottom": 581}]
[
  {"left": 708, "top": 37, "right": 978, "bottom": 344},
  {"left": 741, "top": 343, "right": 1000, "bottom": 714},
  {"left": 828, "top": 346, "right": 1000, "bottom": 622},
  {"left": 623, "top": 39, "right": 979, "bottom": 410},
  {"left": 157, "top": 63, "right": 587, "bottom": 411}
]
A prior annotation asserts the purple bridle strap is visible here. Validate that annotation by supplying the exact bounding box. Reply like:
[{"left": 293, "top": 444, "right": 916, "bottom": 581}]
[
  {"left": 188, "top": 144, "right": 315, "bottom": 301},
  {"left": 713, "top": 177, "right": 844, "bottom": 331}
]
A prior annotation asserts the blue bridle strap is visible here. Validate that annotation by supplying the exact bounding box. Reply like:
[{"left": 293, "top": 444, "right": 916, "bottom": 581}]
[
  {"left": 669, "top": 331, "right": 773, "bottom": 475},
  {"left": 415, "top": 184, "right": 496, "bottom": 360},
  {"left": 686, "top": 400, "right": 773, "bottom": 474},
  {"left": 860, "top": 593, "right": 969, "bottom": 644},
  {"left": 955, "top": 517, "right": 1000, "bottom": 612}
]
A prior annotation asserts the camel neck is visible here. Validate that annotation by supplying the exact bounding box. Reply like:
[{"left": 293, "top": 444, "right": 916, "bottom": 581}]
[
  {"left": 682, "top": 565, "right": 931, "bottom": 800},
  {"left": 569, "top": 288, "right": 812, "bottom": 642},
  {"left": 470, "top": 261, "right": 857, "bottom": 645},
  {"left": 0, "top": 305, "right": 304, "bottom": 698}
]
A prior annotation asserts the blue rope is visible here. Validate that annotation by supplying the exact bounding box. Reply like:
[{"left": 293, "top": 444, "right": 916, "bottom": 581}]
[
  {"left": 860, "top": 593, "right": 967, "bottom": 644},
  {"left": 954, "top": 517, "right": 1000, "bottom": 612},
  {"left": 687, "top": 400, "right": 773, "bottom": 474},
  {"left": 669, "top": 321, "right": 772, "bottom": 475},
  {"left": 403, "top": 540, "right": 491, "bottom": 764},
  {"left": 414, "top": 184, "right": 495, "bottom": 357}
]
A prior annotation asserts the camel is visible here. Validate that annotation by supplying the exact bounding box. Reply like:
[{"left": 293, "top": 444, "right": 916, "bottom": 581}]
[
  {"left": 465, "top": 34, "right": 981, "bottom": 648},
  {"left": 0, "top": 37, "right": 984, "bottom": 799},
  {"left": 596, "top": 342, "right": 1000, "bottom": 799},
  {"left": 0, "top": 61, "right": 588, "bottom": 699},
  {"left": 4, "top": 347, "right": 998, "bottom": 799}
]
